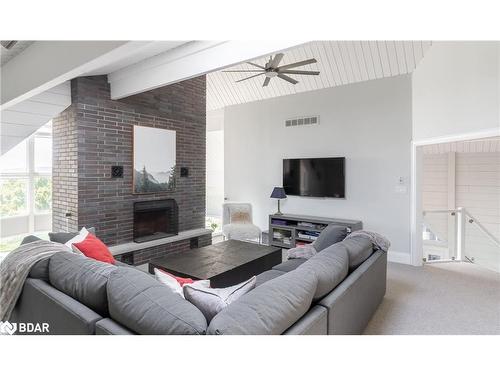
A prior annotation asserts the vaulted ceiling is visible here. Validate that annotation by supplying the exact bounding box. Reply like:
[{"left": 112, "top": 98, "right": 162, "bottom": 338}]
[
  {"left": 207, "top": 41, "right": 432, "bottom": 111},
  {"left": 0, "top": 41, "right": 34, "bottom": 66}
]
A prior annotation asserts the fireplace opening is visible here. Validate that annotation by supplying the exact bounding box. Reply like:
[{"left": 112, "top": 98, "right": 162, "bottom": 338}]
[{"left": 133, "top": 199, "right": 178, "bottom": 243}]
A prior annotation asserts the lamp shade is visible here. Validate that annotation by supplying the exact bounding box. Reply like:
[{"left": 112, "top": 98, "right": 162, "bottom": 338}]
[{"left": 270, "top": 187, "right": 287, "bottom": 199}]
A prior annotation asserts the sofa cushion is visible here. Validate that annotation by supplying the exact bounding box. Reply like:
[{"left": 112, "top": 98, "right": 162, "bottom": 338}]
[
  {"left": 48, "top": 227, "right": 95, "bottom": 244},
  {"left": 107, "top": 267, "right": 207, "bottom": 335},
  {"left": 49, "top": 252, "right": 116, "bottom": 316},
  {"left": 20, "top": 236, "right": 51, "bottom": 280},
  {"left": 298, "top": 243, "right": 349, "bottom": 300},
  {"left": 21, "top": 235, "right": 42, "bottom": 245},
  {"left": 272, "top": 258, "right": 306, "bottom": 273},
  {"left": 207, "top": 267, "right": 317, "bottom": 335},
  {"left": 313, "top": 225, "right": 348, "bottom": 252},
  {"left": 29, "top": 258, "right": 51, "bottom": 281},
  {"left": 340, "top": 237, "right": 374, "bottom": 271},
  {"left": 255, "top": 269, "right": 285, "bottom": 287},
  {"left": 184, "top": 276, "right": 256, "bottom": 322}
]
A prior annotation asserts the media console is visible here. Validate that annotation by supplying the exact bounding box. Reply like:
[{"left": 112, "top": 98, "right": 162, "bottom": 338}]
[{"left": 268, "top": 213, "right": 362, "bottom": 249}]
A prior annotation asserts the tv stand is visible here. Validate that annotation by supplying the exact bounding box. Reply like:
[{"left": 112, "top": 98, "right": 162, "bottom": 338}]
[{"left": 268, "top": 213, "right": 362, "bottom": 249}]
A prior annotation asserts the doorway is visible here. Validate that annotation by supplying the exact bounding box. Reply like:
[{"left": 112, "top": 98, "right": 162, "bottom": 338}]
[{"left": 415, "top": 136, "right": 500, "bottom": 272}]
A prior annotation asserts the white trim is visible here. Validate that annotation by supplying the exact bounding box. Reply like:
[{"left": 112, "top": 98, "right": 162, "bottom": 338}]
[
  {"left": 387, "top": 251, "right": 412, "bottom": 265},
  {"left": 410, "top": 127, "right": 500, "bottom": 267},
  {"left": 108, "top": 40, "right": 307, "bottom": 99},
  {"left": 412, "top": 127, "right": 500, "bottom": 146}
]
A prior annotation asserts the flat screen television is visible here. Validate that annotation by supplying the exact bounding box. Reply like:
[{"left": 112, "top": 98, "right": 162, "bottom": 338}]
[{"left": 283, "top": 157, "right": 345, "bottom": 198}]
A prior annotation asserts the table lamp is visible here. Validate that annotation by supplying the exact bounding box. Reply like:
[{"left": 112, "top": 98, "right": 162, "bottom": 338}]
[{"left": 270, "top": 187, "right": 287, "bottom": 215}]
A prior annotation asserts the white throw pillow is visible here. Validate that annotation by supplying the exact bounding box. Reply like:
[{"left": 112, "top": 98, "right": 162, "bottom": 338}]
[
  {"left": 154, "top": 268, "right": 210, "bottom": 299},
  {"left": 64, "top": 227, "right": 90, "bottom": 252},
  {"left": 183, "top": 276, "right": 257, "bottom": 322}
]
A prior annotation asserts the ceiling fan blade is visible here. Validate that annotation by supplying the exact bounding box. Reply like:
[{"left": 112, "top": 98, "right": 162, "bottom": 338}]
[
  {"left": 263, "top": 77, "right": 271, "bottom": 87},
  {"left": 247, "top": 62, "right": 265, "bottom": 69},
  {"left": 278, "top": 58, "right": 317, "bottom": 70},
  {"left": 270, "top": 53, "right": 284, "bottom": 68},
  {"left": 235, "top": 72, "right": 265, "bottom": 83},
  {"left": 222, "top": 70, "right": 264, "bottom": 73},
  {"left": 278, "top": 70, "right": 320, "bottom": 75},
  {"left": 277, "top": 73, "right": 298, "bottom": 85}
]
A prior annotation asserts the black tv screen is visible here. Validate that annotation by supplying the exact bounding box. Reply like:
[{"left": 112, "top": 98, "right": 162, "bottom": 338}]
[{"left": 283, "top": 157, "right": 345, "bottom": 198}]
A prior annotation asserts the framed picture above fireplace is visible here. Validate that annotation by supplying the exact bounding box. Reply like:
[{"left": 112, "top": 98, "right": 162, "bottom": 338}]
[{"left": 133, "top": 125, "right": 176, "bottom": 194}]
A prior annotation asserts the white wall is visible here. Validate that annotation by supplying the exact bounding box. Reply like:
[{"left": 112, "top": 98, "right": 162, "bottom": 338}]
[
  {"left": 412, "top": 42, "right": 500, "bottom": 141},
  {"left": 206, "top": 109, "right": 225, "bottom": 217},
  {"left": 225, "top": 75, "right": 412, "bottom": 256}
]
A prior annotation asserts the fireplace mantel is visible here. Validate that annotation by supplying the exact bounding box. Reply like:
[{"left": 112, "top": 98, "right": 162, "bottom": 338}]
[{"left": 109, "top": 228, "right": 212, "bottom": 256}]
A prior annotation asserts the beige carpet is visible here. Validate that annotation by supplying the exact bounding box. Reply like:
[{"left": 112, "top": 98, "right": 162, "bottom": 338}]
[{"left": 364, "top": 261, "right": 500, "bottom": 334}]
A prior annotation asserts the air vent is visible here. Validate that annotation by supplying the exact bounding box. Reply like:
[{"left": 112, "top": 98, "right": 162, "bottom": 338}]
[{"left": 285, "top": 116, "right": 319, "bottom": 127}]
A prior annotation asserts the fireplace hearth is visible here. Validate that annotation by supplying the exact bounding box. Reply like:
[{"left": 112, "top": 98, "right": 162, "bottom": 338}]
[{"left": 133, "top": 199, "right": 178, "bottom": 243}]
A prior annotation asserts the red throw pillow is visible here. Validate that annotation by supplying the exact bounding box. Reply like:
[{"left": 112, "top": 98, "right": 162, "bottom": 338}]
[
  {"left": 72, "top": 233, "right": 115, "bottom": 264},
  {"left": 157, "top": 269, "right": 194, "bottom": 286}
]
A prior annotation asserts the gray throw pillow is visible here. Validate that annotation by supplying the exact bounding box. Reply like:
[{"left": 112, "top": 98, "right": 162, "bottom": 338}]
[
  {"left": 21, "top": 235, "right": 42, "bottom": 245},
  {"left": 48, "top": 227, "right": 95, "bottom": 244},
  {"left": 184, "top": 277, "right": 257, "bottom": 322},
  {"left": 313, "top": 225, "right": 348, "bottom": 252}
]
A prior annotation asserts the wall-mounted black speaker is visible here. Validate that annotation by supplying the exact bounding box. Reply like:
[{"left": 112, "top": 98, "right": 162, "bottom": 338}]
[
  {"left": 111, "top": 165, "right": 124, "bottom": 178},
  {"left": 180, "top": 167, "right": 189, "bottom": 177}
]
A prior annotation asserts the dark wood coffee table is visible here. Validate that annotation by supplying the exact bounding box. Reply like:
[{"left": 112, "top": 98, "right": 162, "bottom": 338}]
[{"left": 148, "top": 240, "right": 282, "bottom": 288}]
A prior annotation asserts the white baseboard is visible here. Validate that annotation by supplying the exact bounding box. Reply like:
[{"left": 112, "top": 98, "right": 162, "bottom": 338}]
[{"left": 387, "top": 251, "right": 412, "bottom": 265}]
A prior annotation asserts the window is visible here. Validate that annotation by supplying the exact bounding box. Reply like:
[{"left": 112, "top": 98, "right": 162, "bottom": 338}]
[
  {"left": 35, "top": 176, "right": 52, "bottom": 212},
  {"left": 0, "top": 178, "right": 28, "bottom": 217},
  {"left": 0, "top": 140, "right": 27, "bottom": 174},
  {"left": 34, "top": 137, "right": 52, "bottom": 173},
  {"left": 0, "top": 122, "right": 52, "bottom": 227}
]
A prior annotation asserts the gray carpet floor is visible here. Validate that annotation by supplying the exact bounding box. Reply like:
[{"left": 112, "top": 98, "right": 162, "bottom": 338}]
[{"left": 364, "top": 261, "right": 500, "bottom": 334}]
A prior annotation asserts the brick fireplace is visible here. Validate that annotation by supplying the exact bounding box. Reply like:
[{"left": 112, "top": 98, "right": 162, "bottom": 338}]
[{"left": 52, "top": 75, "right": 210, "bottom": 263}]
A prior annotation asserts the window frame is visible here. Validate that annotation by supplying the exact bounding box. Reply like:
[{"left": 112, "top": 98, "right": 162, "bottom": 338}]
[{"left": 0, "top": 124, "right": 52, "bottom": 224}]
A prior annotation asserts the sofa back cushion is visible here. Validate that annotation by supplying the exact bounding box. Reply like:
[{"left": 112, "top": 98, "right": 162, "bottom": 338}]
[
  {"left": 339, "top": 237, "right": 374, "bottom": 271},
  {"left": 207, "top": 267, "right": 317, "bottom": 335},
  {"left": 48, "top": 227, "right": 95, "bottom": 244},
  {"left": 29, "top": 258, "right": 51, "bottom": 281},
  {"left": 107, "top": 267, "right": 207, "bottom": 335},
  {"left": 49, "top": 252, "right": 116, "bottom": 316},
  {"left": 298, "top": 242, "right": 349, "bottom": 300},
  {"left": 313, "top": 225, "right": 348, "bottom": 252}
]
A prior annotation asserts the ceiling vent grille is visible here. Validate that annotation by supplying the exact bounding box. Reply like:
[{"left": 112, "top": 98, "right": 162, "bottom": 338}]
[{"left": 285, "top": 115, "right": 319, "bottom": 128}]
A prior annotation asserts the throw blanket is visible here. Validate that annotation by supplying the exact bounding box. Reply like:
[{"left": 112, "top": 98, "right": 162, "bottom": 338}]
[
  {"left": 345, "top": 230, "right": 391, "bottom": 252},
  {"left": 0, "top": 240, "right": 71, "bottom": 321},
  {"left": 287, "top": 243, "right": 317, "bottom": 260}
]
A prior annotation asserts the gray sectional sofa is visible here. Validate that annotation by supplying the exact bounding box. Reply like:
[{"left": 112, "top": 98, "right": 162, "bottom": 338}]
[{"left": 11, "top": 228, "right": 387, "bottom": 335}]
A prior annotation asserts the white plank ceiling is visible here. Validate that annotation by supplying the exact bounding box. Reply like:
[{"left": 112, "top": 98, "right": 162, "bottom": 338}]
[
  {"left": 422, "top": 137, "right": 500, "bottom": 154},
  {"left": 1, "top": 81, "right": 71, "bottom": 155},
  {"left": 0, "top": 41, "right": 34, "bottom": 66},
  {"left": 207, "top": 40, "right": 432, "bottom": 111}
]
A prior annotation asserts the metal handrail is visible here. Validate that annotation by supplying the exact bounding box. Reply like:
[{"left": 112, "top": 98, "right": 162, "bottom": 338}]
[
  {"left": 464, "top": 210, "right": 500, "bottom": 248},
  {"left": 423, "top": 209, "right": 457, "bottom": 215},
  {"left": 422, "top": 207, "right": 500, "bottom": 255}
]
